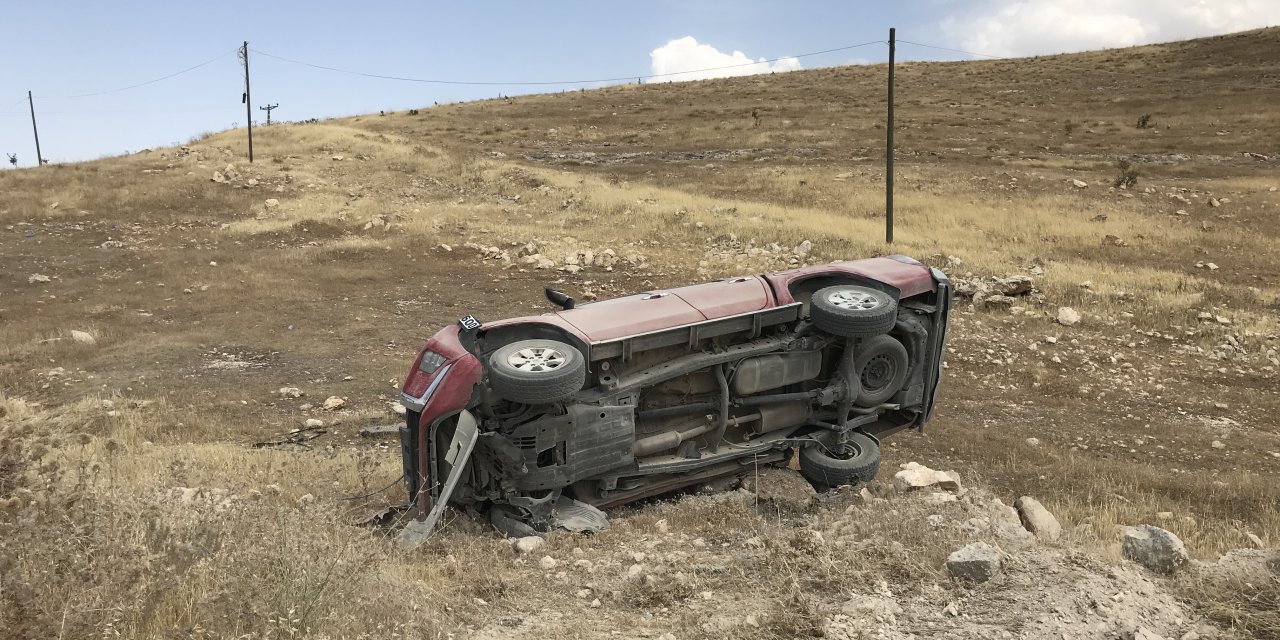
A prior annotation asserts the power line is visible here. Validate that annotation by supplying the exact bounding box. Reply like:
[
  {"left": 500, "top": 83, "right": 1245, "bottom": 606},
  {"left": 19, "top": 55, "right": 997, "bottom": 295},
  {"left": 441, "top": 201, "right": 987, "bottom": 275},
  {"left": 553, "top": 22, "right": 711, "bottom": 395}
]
[
  {"left": 896, "top": 39, "right": 1004, "bottom": 60},
  {"left": 35, "top": 49, "right": 239, "bottom": 99},
  {"left": 249, "top": 40, "right": 886, "bottom": 87}
]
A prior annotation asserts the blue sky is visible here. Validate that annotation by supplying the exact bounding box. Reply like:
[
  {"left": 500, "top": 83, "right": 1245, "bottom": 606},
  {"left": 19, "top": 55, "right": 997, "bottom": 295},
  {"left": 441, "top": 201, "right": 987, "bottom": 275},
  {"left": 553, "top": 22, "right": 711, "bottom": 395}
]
[{"left": 2, "top": 0, "right": 1275, "bottom": 166}]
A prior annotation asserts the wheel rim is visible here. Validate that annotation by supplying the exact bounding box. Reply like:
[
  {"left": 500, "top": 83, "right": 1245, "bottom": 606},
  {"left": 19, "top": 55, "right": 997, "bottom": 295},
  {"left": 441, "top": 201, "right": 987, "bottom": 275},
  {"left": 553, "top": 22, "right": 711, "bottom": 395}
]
[
  {"left": 826, "top": 289, "right": 880, "bottom": 311},
  {"left": 506, "top": 346, "right": 566, "bottom": 373},
  {"left": 830, "top": 441, "right": 863, "bottom": 460},
  {"left": 861, "top": 353, "right": 896, "bottom": 392}
]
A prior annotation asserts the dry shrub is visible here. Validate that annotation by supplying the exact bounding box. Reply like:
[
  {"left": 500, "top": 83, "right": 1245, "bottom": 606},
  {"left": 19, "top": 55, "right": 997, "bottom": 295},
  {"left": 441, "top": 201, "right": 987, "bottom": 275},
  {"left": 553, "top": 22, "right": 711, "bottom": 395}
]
[{"left": 0, "top": 411, "right": 386, "bottom": 639}]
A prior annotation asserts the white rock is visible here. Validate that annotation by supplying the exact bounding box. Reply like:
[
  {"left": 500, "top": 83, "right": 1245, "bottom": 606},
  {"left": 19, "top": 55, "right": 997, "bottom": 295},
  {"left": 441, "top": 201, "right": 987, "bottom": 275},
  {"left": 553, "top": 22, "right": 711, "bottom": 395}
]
[
  {"left": 1015, "top": 496, "right": 1062, "bottom": 541},
  {"left": 1025, "top": 437, "right": 1041, "bottom": 447},
  {"left": 1121, "top": 525, "right": 1189, "bottom": 574},
  {"left": 322, "top": 396, "right": 345, "bottom": 410},
  {"left": 893, "top": 462, "right": 961, "bottom": 493},
  {"left": 513, "top": 536, "right": 544, "bottom": 554},
  {"left": 278, "top": 387, "right": 303, "bottom": 398},
  {"left": 793, "top": 239, "right": 813, "bottom": 256},
  {"left": 304, "top": 418, "right": 324, "bottom": 428},
  {"left": 1072, "top": 179, "right": 1088, "bottom": 188},
  {"left": 538, "top": 555, "right": 557, "bottom": 569},
  {"left": 946, "top": 542, "right": 1002, "bottom": 582},
  {"left": 28, "top": 274, "right": 51, "bottom": 284},
  {"left": 1211, "top": 440, "right": 1226, "bottom": 450},
  {"left": 70, "top": 330, "right": 96, "bottom": 345},
  {"left": 264, "top": 198, "right": 280, "bottom": 209},
  {"left": 1056, "top": 307, "right": 1082, "bottom": 326}
]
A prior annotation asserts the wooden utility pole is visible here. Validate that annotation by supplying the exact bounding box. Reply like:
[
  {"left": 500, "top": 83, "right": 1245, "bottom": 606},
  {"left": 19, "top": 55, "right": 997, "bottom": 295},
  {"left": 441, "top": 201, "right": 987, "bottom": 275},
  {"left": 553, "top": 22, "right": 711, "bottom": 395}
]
[
  {"left": 241, "top": 42, "right": 254, "bottom": 162},
  {"left": 259, "top": 103, "right": 279, "bottom": 124},
  {"left": 28, "top": 91, "right": 44, "bottom": 166},
  {"left": 885, "top": 28, "right": 896, "bottom": 244}
]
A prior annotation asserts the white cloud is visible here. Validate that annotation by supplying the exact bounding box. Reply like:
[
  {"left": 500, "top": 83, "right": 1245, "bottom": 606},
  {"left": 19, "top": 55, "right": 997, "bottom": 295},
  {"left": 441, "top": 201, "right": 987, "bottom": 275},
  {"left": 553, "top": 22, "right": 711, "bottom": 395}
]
[
  {"left": 940, "top": 0, "right": 1280, "bottom": 57},
  {"left": 647, "top": 37, "right": 801, "bottom": 83}
]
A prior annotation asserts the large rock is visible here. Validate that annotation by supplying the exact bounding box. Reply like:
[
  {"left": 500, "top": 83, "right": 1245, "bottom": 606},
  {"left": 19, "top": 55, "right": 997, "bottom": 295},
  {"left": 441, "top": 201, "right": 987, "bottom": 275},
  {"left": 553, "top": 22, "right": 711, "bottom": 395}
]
[
  {"left": 1121, "top": 525, "right": 1190, "bottom": 574},
  {"left": 70, "top": 330, "right": 96, "bottom": 345},
  {"left": 1015, "top": 496, "right": 1062, "bottom": 541},
  {"left": 992, "top": 275, "right": 1034, "bottom": 296},
  {"left": 946, "top": 542, "right": 1002, "bottom": 582},
  {"left": 1056, "top": 307, "right": 1081, "bottom": 326},
  {"left": 893, "top": 462, "right": 961, "bottom": 493}
]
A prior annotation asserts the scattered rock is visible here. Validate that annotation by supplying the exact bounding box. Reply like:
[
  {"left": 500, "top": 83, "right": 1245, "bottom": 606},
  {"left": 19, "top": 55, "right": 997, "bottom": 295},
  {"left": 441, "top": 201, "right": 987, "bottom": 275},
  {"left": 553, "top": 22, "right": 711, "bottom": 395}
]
[
  {"left": 946, "top": 542, "right": 1002, "bottom": 582},
  {"left": 1015, "top": 496, "right": 1063, "bottom": 541},
  {"left": 322, "top": 396, "right": 346, "bottom": 411},
  {"left": 304, "top": 418, "right": 324, "bottom": 428},
  {"left": 296, "top": 493, "right": 315, "bottom": 506},
  {"left": 893, "top": 462, "right": 961, "bottom": 493},
  {"left": 69, "top": 330, "right": 96, "bottom": 345},
  {"left": 1211, "top": 440, "right": 1226, "bottom": 450},
  {"left": 1025, "top": 437, "right": 1041, "bottom": 447},
  {"left": 793, "top": 239, "right": 812, "bottom": 257},
  {"left": 264, "top": 198, "right": 280, "bottom": 209},
  {"left": 28, "top": 274, "right": 51, "bottom": 284},
  {"left": 278, "top": 387, "right": 303, "bottom": 398},
  {"left": 538, "top": 556, "right": 557, "bottom": 570},
  {"left": 1072, "top": 179, "right": 1088, "bottom": 188},
  {"left": 1121, "top": 525, "right": 1190, "bottom": 574},
  {"left": 1056, "top": 307, "right": 1082, "bottom": 326},
  {"left": 513, "top": 536, "right": 544, "bottom": 554},
  {"left": 1102, "top": 234, "right": 1128, "bottom": 247}
]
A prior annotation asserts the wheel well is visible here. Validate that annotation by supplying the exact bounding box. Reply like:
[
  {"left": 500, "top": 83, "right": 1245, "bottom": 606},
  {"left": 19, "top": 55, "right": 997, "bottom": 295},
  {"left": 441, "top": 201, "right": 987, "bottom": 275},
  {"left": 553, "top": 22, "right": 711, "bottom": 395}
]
[
  {"left": 789, "top": 275, "right": 902, "bottom": 316},
  {"left": 478, "top": 323, "right": 589, "bottom": 361}
]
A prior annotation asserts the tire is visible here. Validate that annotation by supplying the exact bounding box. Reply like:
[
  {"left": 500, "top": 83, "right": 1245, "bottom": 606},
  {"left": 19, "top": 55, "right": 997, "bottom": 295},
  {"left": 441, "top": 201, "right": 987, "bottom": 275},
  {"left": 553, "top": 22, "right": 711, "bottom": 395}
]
[
  {"left": 810, "top": 285, "right": 897, "bottom": 337},
  {"left": 488, "top": 339, "right": 586, "bottom": 404},
  {"left": 798, "top": 432, "right": 881, "bottom": 488},
  {"left": 852, "top": 334, "right": 910, "bottom": 407}
]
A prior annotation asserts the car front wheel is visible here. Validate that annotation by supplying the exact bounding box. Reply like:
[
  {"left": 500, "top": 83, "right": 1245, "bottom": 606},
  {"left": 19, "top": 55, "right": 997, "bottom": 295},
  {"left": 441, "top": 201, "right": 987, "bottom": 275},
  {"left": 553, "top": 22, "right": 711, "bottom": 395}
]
[{"left": 488, "top": 339, "right": 586, "bottom": 404}]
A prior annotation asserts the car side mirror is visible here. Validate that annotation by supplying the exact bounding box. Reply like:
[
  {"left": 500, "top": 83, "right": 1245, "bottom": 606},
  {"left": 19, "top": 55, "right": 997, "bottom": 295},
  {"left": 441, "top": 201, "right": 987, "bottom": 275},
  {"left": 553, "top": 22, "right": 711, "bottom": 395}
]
[{"left": 544, "top": 287, "right": 575, "bottom": 310}]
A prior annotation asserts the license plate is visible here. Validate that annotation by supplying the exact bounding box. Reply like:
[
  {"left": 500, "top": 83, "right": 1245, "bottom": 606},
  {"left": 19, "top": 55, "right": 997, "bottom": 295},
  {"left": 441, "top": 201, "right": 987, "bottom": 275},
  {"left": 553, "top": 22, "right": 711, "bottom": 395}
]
[{"left": 458, "top": 315, "right": 481, "bottom": 331}]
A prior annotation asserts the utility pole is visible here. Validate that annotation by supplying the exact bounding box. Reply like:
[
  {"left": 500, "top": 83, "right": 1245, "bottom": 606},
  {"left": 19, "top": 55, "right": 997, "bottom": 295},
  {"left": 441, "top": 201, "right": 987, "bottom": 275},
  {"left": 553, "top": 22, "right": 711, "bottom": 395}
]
[
  {"left": 259, "top": 103, "right": 279, "bottom": 125},
  {"left": 240, "top": 41, "right": 253, "bottom": 162},
  {"left": 28, "top": 91, "right": 44, "bottom": 166},
  {"left": 885, "top": 28, "right": 896, "bottom": 244}
]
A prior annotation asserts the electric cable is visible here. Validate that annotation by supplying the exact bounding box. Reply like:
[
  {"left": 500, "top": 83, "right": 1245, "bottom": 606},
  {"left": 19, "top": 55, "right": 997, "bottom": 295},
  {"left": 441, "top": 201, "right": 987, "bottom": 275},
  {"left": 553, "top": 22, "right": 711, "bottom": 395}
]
[
  {"left": 35, "top": 49, "right": 239, "bottom": 99},
  {"left": 249, "top": 40, "right": 886, "bottom": 86}
]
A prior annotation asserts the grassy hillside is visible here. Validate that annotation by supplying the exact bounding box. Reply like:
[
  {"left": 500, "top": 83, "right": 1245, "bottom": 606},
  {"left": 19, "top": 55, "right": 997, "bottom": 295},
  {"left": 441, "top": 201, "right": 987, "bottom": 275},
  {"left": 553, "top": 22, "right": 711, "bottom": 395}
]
[{"left": 1, "top": 28, "right": 1278, "bottom": 638}]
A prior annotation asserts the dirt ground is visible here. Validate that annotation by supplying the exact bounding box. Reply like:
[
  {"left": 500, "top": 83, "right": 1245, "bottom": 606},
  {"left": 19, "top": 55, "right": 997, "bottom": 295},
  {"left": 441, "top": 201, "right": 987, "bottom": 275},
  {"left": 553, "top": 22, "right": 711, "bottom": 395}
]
[{"left": 2, "top": 27, "right": 1278, "bottom": 639}]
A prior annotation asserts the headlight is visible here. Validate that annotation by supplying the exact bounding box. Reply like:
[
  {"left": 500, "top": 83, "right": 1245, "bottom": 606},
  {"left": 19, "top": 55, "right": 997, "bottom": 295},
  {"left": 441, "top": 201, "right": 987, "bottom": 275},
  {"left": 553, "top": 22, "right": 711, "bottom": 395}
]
[{"left": 418, "top": 350, "right": 448, "bottom": 374}]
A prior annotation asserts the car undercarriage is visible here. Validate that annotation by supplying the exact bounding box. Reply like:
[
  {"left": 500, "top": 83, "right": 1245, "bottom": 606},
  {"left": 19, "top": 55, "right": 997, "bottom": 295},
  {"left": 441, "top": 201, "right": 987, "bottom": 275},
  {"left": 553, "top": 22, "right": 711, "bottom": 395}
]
[{"left": 395, "top": 257, "right": 951, "bottom": 546}]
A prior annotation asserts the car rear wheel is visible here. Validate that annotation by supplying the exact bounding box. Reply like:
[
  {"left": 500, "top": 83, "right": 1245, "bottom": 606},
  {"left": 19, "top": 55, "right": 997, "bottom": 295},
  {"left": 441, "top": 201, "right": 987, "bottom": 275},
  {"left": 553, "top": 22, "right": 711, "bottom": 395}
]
[
  {"left": 810, "top": 285, "right": 897, "bottom": 337},
  {"left": 488, "top": 339, "right": 586, "bottom": 404},
  {"left": 798, "top": 432, "right": 881, "bottom": 488},
  {"left": 853, "top": 334, "right": 910, "bottom": 407}
]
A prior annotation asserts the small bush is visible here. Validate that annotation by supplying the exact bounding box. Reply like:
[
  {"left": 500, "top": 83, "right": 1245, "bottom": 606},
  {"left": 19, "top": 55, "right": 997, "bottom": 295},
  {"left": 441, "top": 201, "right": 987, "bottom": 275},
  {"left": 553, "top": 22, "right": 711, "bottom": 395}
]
[
  {"left": 1136, "top": 114, "right": 1153, "bottom": 129},
  {"left": 1113, "top": 158, "right": 1139, "bottom": 188}
]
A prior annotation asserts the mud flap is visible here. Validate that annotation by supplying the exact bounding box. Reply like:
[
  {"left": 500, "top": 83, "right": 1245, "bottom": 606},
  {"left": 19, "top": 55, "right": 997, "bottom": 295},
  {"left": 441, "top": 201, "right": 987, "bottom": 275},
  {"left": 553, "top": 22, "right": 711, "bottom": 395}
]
[
  {"left": 396, "top": 411, "right": 479, "bottom": 550},
  {"left": 552, "top": 495, "right": 610, "bottom": 533}
]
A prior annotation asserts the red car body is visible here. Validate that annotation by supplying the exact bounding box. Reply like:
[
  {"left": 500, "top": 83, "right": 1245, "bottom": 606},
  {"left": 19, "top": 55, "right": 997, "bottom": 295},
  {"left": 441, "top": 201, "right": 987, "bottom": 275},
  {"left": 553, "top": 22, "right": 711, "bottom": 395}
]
[{"left": 395, "top": 256, "right": 952, "bottom": 544}]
